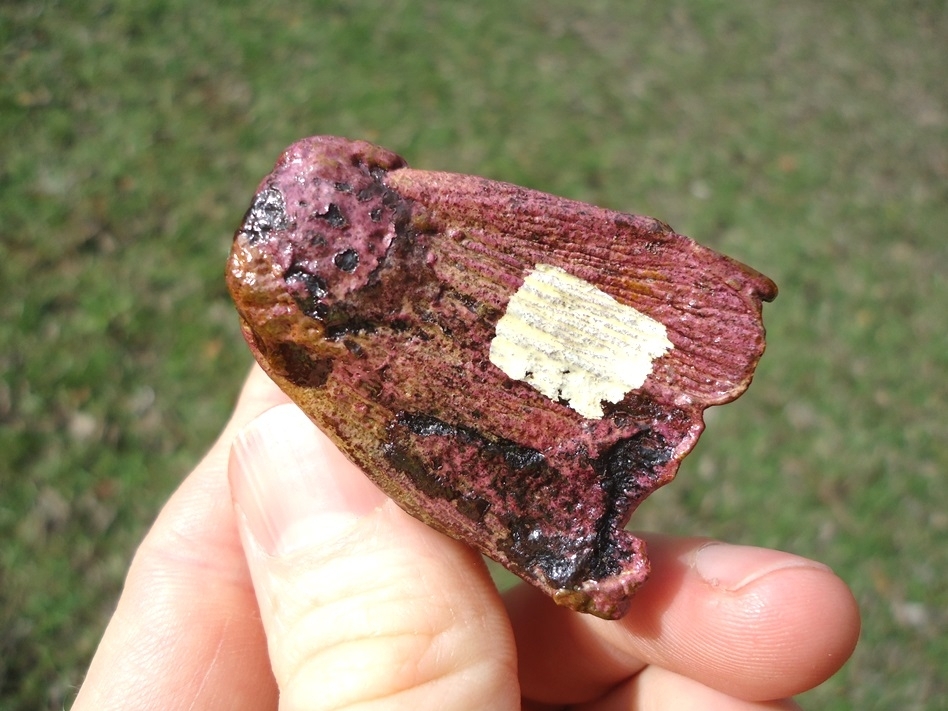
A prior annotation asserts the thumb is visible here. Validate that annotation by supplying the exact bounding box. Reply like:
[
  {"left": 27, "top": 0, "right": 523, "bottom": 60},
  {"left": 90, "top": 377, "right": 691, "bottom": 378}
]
[{"left": 228, "top": 404, "right": 519, "bottom": 711}]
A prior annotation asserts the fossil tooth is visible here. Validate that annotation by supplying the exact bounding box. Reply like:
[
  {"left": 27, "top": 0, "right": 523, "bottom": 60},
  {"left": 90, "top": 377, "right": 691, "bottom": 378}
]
[{"left": 227, "top": 136, "right": 777, "bottom": 619}]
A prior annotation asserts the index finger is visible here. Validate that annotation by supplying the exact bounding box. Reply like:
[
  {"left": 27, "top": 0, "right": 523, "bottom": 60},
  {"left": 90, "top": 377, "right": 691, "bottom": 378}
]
[{"left": 507, "top": 534, "right": 860, "bottom": 706}]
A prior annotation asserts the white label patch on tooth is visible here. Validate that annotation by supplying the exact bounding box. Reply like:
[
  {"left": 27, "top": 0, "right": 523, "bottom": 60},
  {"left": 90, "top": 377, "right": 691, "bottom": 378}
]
[{"left": 489, "top": 264, "right": 674, "bottom": 419}]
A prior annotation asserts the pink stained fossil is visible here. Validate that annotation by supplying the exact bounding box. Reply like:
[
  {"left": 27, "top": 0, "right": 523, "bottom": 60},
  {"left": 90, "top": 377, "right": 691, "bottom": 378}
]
[{"left": 227, "top": 136, "right": 777, "bottom": 619}]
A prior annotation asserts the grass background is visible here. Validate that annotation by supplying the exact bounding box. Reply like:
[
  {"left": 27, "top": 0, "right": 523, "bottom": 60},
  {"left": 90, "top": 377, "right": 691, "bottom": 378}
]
[{"left": 2, "top": 0, "right": 945, "bottom": 708}]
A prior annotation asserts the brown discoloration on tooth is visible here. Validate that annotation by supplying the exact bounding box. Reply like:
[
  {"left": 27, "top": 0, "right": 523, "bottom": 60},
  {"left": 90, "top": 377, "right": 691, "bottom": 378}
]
[{"left": 227, "top": 135, "right": 776, "bottom": 619}]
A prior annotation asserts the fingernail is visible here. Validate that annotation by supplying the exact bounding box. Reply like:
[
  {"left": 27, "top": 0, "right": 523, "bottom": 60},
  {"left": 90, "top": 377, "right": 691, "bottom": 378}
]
[
  {"left": 694, "top": 542, "right": 832, "bottom": 591},
  {"left": 229, "top": 404, "right": 387, "bottom": 557}
]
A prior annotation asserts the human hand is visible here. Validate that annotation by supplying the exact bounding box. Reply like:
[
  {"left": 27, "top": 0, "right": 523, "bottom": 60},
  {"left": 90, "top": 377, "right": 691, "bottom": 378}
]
[{"left": 73, "top": 366, "right": 859, "bottom": 710}]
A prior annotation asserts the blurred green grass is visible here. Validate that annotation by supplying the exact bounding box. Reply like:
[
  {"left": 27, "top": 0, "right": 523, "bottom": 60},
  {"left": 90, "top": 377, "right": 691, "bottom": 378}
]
[{"left": 2, "top": 1, "right": 945, "bottom": 708}]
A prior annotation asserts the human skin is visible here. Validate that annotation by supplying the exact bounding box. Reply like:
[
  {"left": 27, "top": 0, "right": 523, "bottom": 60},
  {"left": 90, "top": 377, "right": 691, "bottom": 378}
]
[{"left": 72, "top": 366, "right": 860, "bottom": 710}]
